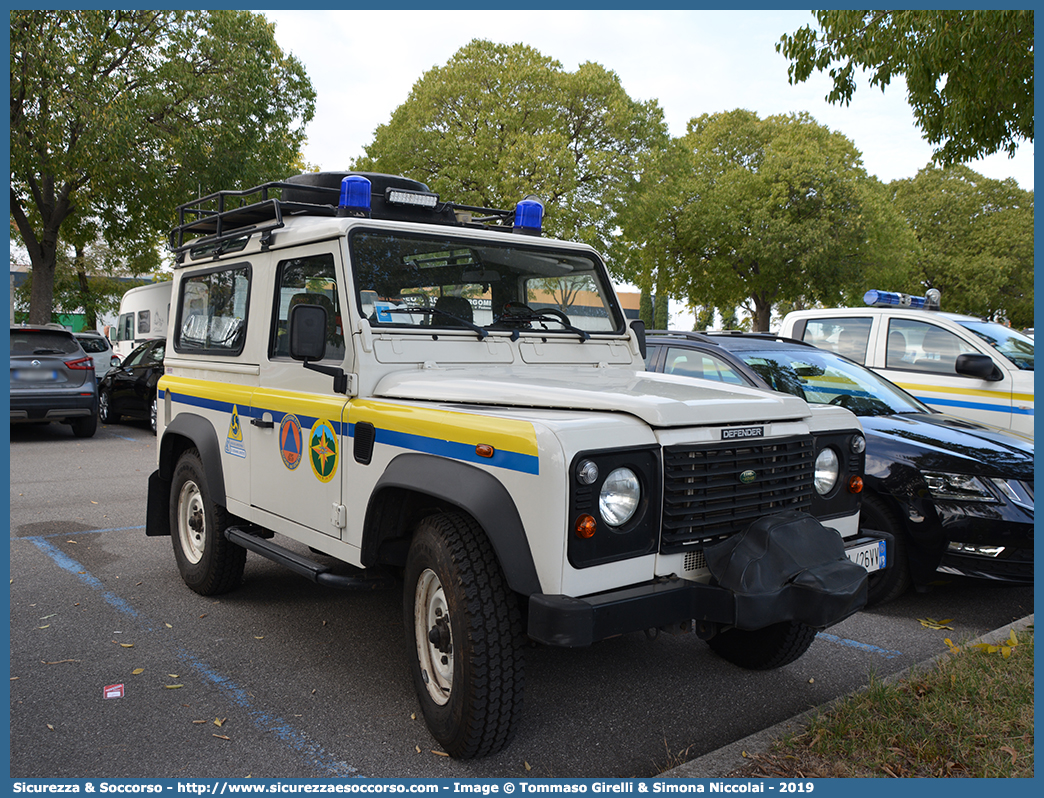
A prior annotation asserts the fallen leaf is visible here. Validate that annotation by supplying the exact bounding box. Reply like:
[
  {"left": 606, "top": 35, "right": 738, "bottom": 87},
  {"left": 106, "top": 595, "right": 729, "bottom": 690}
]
[
  {"left": 47, "top": 724, "right": 55, "bottom": 731},
  {"left": 165, "top": 684, "right": 184, "bottom": 689},
  {"left": 37, "top": 625, "right": 50, "bottom": 630},
  {"left": 431, "top": 750, "right": 450, "bottom": 757},
  {"left": 40, "top": 614, "right": 57, "bottom": 620},
  {"left": 524, "top": 761, "right": 532, "bottom": 771},
  {"left": 165, "top": 623, "right": 173, "bottom": 629},
  {"left": 193, "top": 720, "right": 207, "bottom": 725},
  {"left": 254, "top": 636, "right": 264, "bottom": 640},
  {"left": 808, "top": 678, "right": 815, "bottom": 684},
  {"left": 132, "top": 668, "right": 144, "bottom": 675},
  {"left": 91, "top": 501, "right": 98, "bottom": 505},
  {"left": 917, "top": 617, "right": 954, "bottom": 631},
  {"left": 213, "top": 734, "right": 231, "bottom": 741},
  {"left": 41, "top": 659, "right": 80, "bottom": 665},
  {"left": 120, "top": 643, "right": 134, "bottom": 648},
  {"left": 1000, "top": 746, "right": 1018, "bottom": 764},
  {"left": 168, "top": 674, "right": 179, "bottom": 678},
  {"left": 214, "top": 718, "right": 226, "bottom": 727},
  {"left": 415, "top": 746, "right": 421, "bottom": 754}
]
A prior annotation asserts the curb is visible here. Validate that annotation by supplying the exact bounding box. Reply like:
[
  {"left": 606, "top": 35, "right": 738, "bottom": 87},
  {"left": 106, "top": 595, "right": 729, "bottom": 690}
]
[{"left": 662, "top": 614, "right": 1035, "bottom": 779}]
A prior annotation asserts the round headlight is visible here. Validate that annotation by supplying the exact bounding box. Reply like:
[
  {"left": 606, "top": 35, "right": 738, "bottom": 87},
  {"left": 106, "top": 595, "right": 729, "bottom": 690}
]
[
  {"left": 814, "top": 448, "right": 840, "bottom": 495},
  {"left": 599, "top": 467, "right": 641, "bottom": 527}
]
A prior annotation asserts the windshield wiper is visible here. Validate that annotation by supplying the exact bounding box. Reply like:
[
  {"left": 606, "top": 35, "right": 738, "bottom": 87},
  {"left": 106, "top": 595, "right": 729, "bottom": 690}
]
[
  {"left": 493, "top": 309, "right": 590, "bottom": 343},
  {"left": 380, "top": 306, "right": 488, "bottom": 340}
]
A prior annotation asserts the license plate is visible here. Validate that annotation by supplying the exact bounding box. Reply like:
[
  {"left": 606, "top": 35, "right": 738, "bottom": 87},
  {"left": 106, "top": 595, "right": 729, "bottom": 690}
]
[
  {"left": 13, "top": 369, "right": 59, "bottom": 381},
  {"left": 846, "top": 539, "right": 886, "bottom": 573}
]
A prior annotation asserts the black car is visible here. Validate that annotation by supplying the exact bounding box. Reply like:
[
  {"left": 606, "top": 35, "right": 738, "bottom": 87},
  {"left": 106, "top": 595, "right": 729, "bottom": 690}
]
[
  {"left": 646, "top": 331, "right": 1034, "bottom": 605},
  {"left": 10, "top": 325, "right": 98, "bottom": 438},
  {"left": 99, "top": 338, "right": 165, "bottom": 434}
]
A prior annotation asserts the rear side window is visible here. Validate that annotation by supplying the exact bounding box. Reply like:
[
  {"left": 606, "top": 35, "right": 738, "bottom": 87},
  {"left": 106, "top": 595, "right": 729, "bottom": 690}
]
[
  {"left": 174, "top": 264, "right": 250, "bottom": 355},
  {"left": 801, "top": 318, "right": 872, "bottom": 364}
]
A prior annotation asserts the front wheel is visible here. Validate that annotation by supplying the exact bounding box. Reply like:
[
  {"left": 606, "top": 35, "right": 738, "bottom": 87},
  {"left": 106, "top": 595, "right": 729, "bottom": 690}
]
[
  {"left": 403, "top": 512, "right": 525, "bottom": 758},
  {"left": 861, "top": 493, "right": 911, "bottom": 606},
  {"left": 706, "top": 620, "right": 817, "bottom": 670},
  {"left": 170, "top": 448, "right": 245, "bottom": 595}
]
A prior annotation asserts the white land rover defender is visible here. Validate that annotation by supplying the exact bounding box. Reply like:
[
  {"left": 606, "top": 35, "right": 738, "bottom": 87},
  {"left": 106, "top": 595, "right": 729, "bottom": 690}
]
[{"left": 147, "top": 173, "right": 871, "bottom": 758}]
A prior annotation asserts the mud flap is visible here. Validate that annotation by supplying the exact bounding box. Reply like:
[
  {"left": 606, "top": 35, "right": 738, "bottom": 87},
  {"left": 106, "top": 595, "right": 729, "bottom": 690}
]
[{"left": 703, "top": 510, "right": 867, "bottom": 631}]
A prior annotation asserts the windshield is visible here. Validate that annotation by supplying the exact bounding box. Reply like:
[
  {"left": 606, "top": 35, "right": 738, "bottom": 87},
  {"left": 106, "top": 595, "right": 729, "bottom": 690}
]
[
  {"left": 349, "top": 230, "right": 623, "bottom": 338},
  {"left": 739, "top": 347, "right": 931, "bottom": 416},
  {"left": 957, "top": 320, "right": 1034, "bottom": 371}
]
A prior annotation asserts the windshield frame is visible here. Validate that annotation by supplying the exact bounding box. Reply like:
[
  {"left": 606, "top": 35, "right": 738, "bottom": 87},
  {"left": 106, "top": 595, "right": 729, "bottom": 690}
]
[{"left": 347, "top": 227, "right": 626, "bottom": 338}]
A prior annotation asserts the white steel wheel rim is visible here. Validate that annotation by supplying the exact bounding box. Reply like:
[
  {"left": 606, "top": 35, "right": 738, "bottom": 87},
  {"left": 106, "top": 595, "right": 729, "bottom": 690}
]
[
  {"left": 177, "top": 480, "right": 206, "bottom": 564},
  {"left": 414, "top": 568, "right": 453, "bottom": 706}
]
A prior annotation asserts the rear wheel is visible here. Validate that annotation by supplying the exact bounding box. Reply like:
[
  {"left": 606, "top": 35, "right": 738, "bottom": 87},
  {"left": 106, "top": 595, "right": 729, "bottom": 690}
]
[
  {"left": 861, "top": 493, "right": 911, "bottom": 606},
  {"left": 706, "top": 620, "right": 817, "bottom": 670},
  {"left": 404, "top": 512, "right": 525, "bottom": 758},
  {"left": 150, "top": 394, "right": 158, "bottom": 434},
  {"left": 170, "top": 448, "right": 245, "bottom": 595},
  {"left": 69, "top": 413, "right": 98, "bottom": 438}
]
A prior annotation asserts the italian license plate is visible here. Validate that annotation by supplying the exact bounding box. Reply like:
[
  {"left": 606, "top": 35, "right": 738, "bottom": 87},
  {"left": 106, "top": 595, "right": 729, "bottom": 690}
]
[
  {"left": 13, "top": 369, "right": 58, "bottom": 381},
  {"left": 846, "top": 539, "right": 886, "bottom": 573}
]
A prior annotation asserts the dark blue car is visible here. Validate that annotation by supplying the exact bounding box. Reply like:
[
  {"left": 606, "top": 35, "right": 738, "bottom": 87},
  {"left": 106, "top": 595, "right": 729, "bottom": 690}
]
[{"left": 646, "top": 331, "right": 1033, "bottom": 605}]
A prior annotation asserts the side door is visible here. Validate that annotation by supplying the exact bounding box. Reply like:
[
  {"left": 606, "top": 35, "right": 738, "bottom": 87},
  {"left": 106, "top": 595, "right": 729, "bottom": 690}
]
[
  {"left": 875, "top": 317, "right": 1015, "bottom": 430},
  {"left": 107, "top": 341, "right": 150, "bottom": 415},
  {"left": 249, "top": 244, "right": 351, "bottom": 538}
]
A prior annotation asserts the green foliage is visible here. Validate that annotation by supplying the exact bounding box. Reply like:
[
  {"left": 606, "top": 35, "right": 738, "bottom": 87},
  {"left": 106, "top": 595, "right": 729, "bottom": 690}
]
[
  {"left": 778, "top": 11, "right": 1034, "bottom": 165},
  {"left": 354, "top": 39, "right": 667, "bottom": 266},
  {"left": 10, "top": 10, "right": 316, "bottom": 323},
  {"left": 889, "top": 165, "right": 1034, "bottom": 327},
  {"left": 621, "top": 110, "right": 915, "bottom": 331}
]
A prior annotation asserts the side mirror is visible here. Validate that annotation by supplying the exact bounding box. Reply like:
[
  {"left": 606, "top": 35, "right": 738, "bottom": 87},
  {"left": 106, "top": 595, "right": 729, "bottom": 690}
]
[
  {"left": 955, "top": 353, "right": 1002, "bottom": 381},
  {"left": 629, "top": 319, "right": 647, "bottom": 359},
  {"left": 288, "top": 304, "right": 328, "bottom": 362}
]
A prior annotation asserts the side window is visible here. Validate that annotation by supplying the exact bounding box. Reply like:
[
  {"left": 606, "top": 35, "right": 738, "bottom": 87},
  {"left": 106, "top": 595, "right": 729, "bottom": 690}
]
[
  {"left": 802, "top": 318, "right": 872, "bottom": 364},
  {"left": 664, "top": 347, "right": 747, "bottom": 385},
  {"left": 137, "top": 310, "right": 151, "bottom": 334},
  {"left": 270, "top": 253, "right": 345, "bottom": 362},
  {"left": 890, "top": 319, "right": 976, "bottom": 375},
  {"left": 174, "top": 264, "right": 250, "bottom": 355}
]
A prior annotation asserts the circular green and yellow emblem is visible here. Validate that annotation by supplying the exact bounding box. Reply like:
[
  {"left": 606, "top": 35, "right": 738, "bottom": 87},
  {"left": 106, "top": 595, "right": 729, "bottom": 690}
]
[{"left": 308, "top": 419, "right": 338, "bottom": 483}]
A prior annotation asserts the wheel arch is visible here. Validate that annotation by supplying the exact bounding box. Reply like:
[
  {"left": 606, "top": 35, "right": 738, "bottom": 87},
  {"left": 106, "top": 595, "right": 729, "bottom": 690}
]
[
  {"left": 362, "top": 453, "right": 542, "bottom": 596},
  {"left": 147, "top": 413, "right": 227, "bottom": 537}
]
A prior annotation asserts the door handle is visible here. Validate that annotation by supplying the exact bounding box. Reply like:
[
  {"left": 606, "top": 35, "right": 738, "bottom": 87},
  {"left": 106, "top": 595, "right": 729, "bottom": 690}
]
[{"left": 250, "top": 417, "right": 274, "bottom": 429}]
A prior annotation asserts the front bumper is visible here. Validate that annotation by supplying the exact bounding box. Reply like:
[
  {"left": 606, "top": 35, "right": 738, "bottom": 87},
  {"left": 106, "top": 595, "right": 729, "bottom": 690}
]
[{"left": 529, "top": 511, "right": 868, "bottom": 647}]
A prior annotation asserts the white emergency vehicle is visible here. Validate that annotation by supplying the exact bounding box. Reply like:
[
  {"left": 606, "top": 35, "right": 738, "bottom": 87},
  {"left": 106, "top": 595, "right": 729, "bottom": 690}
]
[
  {"left": 147, "top": 172, "right": 871, "bottom": 758},
  {"left": 780, "top": 290, "right": 1034, "bottom": 437}
]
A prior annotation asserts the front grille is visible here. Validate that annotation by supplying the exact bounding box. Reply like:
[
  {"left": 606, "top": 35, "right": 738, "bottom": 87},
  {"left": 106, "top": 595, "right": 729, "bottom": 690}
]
[{"left": 661, "top": 435, "right": 814, "bottom": 553}]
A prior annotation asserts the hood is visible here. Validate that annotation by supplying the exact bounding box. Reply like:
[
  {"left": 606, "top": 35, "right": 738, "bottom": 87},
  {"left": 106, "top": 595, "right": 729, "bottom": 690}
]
[
  {"left": 373, "top": 366, "right": 812, "bottom": 428},
  {"left": 861, "top": 412, "right": 1033, "bottom": 480}
]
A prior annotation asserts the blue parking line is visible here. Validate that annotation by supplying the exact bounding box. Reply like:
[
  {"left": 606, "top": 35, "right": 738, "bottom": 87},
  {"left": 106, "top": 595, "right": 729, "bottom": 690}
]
[
  {"left": 816, "top": 631, "right": 903, "bottom": 659},
  {"left": 24, "top": 533, "right": 358, "bottom": 777}
]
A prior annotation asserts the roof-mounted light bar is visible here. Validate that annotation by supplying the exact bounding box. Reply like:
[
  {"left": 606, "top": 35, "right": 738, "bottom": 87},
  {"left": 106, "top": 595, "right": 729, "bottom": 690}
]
[
  {"left": 863, "top": 288, "right": 941, "bottom": 310},
  {"left": 513, "top": 195, "right": 544, "bottom": 235},
  {"left": 386, "top": 187, "right": 439, "bottom": 209},
  {"left": 338, "top": 175, "right": 372, "bottom": 217}
]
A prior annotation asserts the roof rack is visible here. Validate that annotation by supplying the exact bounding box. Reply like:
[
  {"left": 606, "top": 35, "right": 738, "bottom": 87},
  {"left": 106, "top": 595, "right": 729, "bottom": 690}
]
[{"left": 169, "top": 172, "right": 533, "bottom": 263}]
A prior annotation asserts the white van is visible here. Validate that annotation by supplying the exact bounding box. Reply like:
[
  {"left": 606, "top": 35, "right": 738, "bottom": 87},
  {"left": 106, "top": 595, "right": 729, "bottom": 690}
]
[
  {"left": 110, "top": 281, "right": 173, "bottom": 359},
  {"left": 779, "top": 290, "right": 1034, "bottom": 437}
]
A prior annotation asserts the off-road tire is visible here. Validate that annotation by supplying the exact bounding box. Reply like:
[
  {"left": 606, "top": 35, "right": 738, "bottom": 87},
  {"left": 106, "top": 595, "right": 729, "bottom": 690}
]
[
  {"left": 707, "top": 620, "right": 817, "bottom": 670},
  {"left": 99, "top": 390, "right": 119, "bottom": 424},
  {"left": 861, "top": 493, "right": 912, "bottom": 606},
  {"left": 404, "top": 511, "right": 525, "bottom": 758},
  {"left": 170, "top": 448, "right": 245, "bottom": 595}
]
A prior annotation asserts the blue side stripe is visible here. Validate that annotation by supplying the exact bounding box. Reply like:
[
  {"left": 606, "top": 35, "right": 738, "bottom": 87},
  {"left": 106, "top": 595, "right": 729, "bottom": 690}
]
[
  {"left": 359, "top": 424, "right": 540, "bottom": 475},
  {"left": 164, "top": 390, "right": 537, "bottom": 475},
  {"left": 915, "top": 394, "right": 1034, "bottom": 417}
]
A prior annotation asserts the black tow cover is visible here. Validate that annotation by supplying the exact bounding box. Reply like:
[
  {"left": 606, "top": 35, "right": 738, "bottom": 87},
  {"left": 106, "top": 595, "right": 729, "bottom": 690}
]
[{"left": 703, "top": 510, "right": 867, "bottom": 631}]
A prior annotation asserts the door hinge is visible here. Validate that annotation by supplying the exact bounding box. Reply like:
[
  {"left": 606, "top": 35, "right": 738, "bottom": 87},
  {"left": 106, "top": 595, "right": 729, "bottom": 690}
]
[{"left": 331, "top": 504, "right": 347, "bottom": 529}]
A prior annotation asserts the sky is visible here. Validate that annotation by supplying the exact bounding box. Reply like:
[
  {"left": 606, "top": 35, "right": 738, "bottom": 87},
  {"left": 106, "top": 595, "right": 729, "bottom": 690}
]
[{"left": 259, "top": 8, "right": 1034, "bottom": 192}]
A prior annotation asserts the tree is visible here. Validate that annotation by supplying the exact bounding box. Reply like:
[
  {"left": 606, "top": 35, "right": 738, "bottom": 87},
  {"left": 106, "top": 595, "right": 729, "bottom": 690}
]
[
  {"left": 777, "top": 11, "right": 1033, "bottom": 165},
  {"left": 620, "top": 110, "right": 915, "bottom": 331},
  {"left": 353, "top": 39, "right": 667, "bottom": 266},
  {"left": 10, "top": 10, "right": 316, "bottom": 323},
  {"left": 889, "top": 165, "right": 1034, "bottom": 327}
]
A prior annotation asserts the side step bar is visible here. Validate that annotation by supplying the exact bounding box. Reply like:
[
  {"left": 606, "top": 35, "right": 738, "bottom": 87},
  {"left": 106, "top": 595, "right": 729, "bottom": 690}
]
[{"left": 224, "top": 526, "right": 395, "bottom": 591}]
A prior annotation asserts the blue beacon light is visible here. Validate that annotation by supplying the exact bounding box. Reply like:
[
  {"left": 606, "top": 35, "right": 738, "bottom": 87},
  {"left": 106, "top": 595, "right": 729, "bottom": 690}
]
[
  {"left": 864, "top": 289, "right": 927, "bottom": 309},
  {"left": 338, "top": 175, "right": 371, "bottom": 216},
  {"left": 513, "top": 196, "right": 544, "bottom": 235}
]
